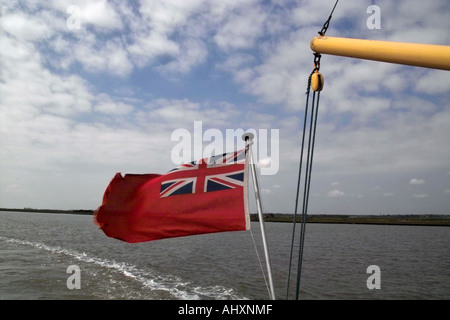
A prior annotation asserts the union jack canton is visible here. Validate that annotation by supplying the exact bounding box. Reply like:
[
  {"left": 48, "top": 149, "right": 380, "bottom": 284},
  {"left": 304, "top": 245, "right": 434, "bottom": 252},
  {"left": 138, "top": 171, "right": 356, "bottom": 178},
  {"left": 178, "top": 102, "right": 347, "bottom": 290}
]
[{"left": 160, "top": 148, "right": 248, "bottom": 198}]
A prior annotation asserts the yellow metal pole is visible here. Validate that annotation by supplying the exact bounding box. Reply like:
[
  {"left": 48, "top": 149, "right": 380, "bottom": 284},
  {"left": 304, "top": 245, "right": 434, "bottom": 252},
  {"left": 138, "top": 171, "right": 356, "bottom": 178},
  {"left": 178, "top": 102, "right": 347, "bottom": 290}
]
[{"left": 310, "top": 36, "right": 450, "bottom": 71}]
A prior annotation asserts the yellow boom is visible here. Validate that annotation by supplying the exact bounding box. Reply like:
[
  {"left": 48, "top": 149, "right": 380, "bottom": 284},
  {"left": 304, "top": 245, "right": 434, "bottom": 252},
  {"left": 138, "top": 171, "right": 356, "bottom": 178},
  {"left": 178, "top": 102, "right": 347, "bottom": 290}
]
[{"left": 310, "top": 36, "right": 450, "bottom": 71}]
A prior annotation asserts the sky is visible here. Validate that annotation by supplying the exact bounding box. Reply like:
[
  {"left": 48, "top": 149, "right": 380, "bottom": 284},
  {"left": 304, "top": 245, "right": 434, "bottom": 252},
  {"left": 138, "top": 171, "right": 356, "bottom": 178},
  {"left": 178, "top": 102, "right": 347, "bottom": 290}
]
[{"left": 1, "top": 0, "right": 449, "bottom": 215}]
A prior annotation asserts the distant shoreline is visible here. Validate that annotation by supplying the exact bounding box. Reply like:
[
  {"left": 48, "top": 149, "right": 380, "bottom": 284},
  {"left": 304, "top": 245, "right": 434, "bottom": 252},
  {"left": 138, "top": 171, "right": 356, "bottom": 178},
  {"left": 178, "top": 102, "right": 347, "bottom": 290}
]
[
  {"left": 0, "top": 208, "right": 94, "bottom": 215},
  {"left": 1, "top": 208, "right": 449, "bottom": 226},
  {"left": 250, "top": 213, "right": 450, "bottom": 227}
]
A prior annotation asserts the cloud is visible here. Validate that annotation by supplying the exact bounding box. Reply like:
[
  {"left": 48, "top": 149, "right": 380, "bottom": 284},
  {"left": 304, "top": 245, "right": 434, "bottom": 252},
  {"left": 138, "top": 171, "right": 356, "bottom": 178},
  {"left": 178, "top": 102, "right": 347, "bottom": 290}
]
[
  {"left": 328, "top": 189, "right": 345, "bottom": 197},
  {"left": 413, "top": 194, "right": 428, "bottom": 199},
  {"left": 51, "top": 32, "right": 134, "bottom": 76},
  {"left": 0, "top": 12, "right": 53, "bottom": 41},
  {"left": 213, "top": 5, "right": 266, "bottom": 51},
  {"left": 78, "top": 0, "right": 124, "bottom": 30},
  {"left": 49, "top": 0, "right": 124, "bottom": 31},
  {"left": 415, "top": 71, "right": 450, "bottom": 95},
  {"left": 0, "top": 32, "right": 94, "bottom": 117},
  {"left": 94, "top": 94, "right": 134, "bottom": 115},
  {"left": 312, "top": 106, "right": 450, "bottom": 176},
  {"left": 138, "top": 99, "right": 243, "bottom": 130},
  {"left": 410, "top": 178, "right": 425, "bottom": 185},
  {"left": 158, "top": 38, "right": 207, "bottom": 74},
  {"left": 128, "top": 31, "right": 180, "bottom": 65},
  {"left": 127, "top": 0, "right": 206, "bottom": 69}
]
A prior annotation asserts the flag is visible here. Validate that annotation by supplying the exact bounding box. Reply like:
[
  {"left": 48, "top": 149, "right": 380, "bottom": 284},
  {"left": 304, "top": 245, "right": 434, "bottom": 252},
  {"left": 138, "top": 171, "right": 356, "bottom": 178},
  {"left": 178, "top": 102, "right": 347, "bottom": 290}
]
[{"left": 94, "top": 148, "right": 250, "bottom": 243}]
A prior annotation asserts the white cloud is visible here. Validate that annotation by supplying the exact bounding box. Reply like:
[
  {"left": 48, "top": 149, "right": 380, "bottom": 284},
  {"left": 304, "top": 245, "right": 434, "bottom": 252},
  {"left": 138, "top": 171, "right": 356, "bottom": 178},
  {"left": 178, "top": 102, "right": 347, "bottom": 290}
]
[
  {"left": 328, "top": 189, "right": 345, "bottom": 197},
  {"left": 313, "top": 106, "right": 450, "bottom": 176},
  {"left": 381, "top": 0, "right": 450, "bottom": 44},
  {"left": 415, "top": 70, "right": 450, "bottom": 95},
  {"left": 104, "top": 41, "right": 133, "bottom": 76},
  {"left": 152, "top": 100, "right": 200, "bottom": 122},
  {"left": 410, "top": 178, "right": 425, "bottom": 185},
  {"left": 71, "top": 35, "right": 133, "bottom": 76},
  {"left": 218, "top": 54, "right": 255, "bottom": 71},
  {"left": 0, "top": 12, "right": 53, "bottom": 41},
  {"left": 128, "top": 31, "right": 180, "bottom": 64},
  {"left": 159, "top": 38, "right": 207, "bottom": 74},
  {"left": 213, "top": 7, "right": 266, "bottom": 51},
  {"left": 139, "top": 0, "right": 204, "bottom": 33},
  {"left": 0, "top": 3, "right": 132, "bottom": 77},
  {"left": 413, "top": 194, "right": 428, "bottom": 199},
  {"left": 0, "top": 32, "right": 94, "bottom": 117},
  {"left": 94, "top": 94, "right": 134, "bottom": 115},
  {"left": 49, "top": 0, "right": 124, "bottom": 31},
  {"left": 79, "top": 0, "right": 123, "bottom": 30},
  {"left": 242, "top": 29, "right": 313, "bottom": 109},
  {"left": 127, "top": 0, "right": 204, "bottom": 67}
]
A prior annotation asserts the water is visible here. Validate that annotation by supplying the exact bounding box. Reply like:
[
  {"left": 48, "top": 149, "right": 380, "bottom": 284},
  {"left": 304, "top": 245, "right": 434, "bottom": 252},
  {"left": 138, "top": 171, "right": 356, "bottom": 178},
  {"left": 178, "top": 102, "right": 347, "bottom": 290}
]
[{"left": 1, "top": 210, "right": 449, "bottom": 300}]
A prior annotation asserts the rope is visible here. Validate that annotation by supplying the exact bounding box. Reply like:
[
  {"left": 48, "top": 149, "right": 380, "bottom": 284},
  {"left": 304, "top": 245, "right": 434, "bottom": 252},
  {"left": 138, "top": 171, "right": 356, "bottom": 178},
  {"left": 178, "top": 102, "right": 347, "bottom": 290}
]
[
  {"left": 295, "top": 89, "right": 320, "bottom": 300},
  {"left": 285, "top": 69, "right": 315, "bottom": 299},
  {"left": 250, "top": 229, "right": 272, "bottom": 299},
  {"left": 318, "top": 0, "right": 340, "bottom": 36},
  {"left": 286, "top": 0, "right": 338, "bottom": 300},
  {"left": 286, "top": 70, "right": 322, "bottom": 300}
]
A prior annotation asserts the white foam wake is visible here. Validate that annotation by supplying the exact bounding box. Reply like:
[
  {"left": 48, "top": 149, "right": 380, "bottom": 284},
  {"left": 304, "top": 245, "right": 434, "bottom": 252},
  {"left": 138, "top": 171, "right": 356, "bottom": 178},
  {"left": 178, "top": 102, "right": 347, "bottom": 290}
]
[{"left": 0, "top": 236, "right": 248, "bottom": 300}]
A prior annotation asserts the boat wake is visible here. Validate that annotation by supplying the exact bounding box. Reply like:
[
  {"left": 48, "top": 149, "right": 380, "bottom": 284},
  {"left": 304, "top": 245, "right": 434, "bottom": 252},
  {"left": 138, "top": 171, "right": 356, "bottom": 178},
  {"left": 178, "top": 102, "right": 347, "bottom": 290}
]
[{"left": 0, "top": 236, "right": 248, "bottom": 300}]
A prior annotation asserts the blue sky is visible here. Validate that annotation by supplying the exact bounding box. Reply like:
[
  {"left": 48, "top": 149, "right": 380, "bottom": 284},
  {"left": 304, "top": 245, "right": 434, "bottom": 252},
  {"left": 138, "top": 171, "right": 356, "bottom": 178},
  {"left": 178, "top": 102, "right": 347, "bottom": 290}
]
[{"left": 1, "top": 0, "right": 449, "bottom": 215}]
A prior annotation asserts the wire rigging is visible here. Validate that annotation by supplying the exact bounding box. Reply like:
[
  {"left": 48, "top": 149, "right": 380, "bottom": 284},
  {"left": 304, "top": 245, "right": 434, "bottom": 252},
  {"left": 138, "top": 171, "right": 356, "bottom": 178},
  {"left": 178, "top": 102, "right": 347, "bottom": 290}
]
[
  {"left": 295, "top": 80, "right": 321, "bottom": 300},
  {"left": 250, "top": 229, "right": 271, "bottom": 299},
  {"left": 285, "top": 68, "right": 322, "bottom": 300},
  {"left": 286, "top": 0, "right": 338, "bottom": 300},
  {"left": 319, "top": 0, "right": 340, "bottom": 36},
  {"left": 285, "top": 69, "right": 313, "bottom": 299}
]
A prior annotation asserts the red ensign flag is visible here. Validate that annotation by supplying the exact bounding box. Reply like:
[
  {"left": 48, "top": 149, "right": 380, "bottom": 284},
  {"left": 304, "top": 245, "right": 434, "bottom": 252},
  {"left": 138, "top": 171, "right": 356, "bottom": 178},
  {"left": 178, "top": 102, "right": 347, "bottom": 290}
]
[{"left": 94, "top": 148, "right": 250, "bottom": 243}]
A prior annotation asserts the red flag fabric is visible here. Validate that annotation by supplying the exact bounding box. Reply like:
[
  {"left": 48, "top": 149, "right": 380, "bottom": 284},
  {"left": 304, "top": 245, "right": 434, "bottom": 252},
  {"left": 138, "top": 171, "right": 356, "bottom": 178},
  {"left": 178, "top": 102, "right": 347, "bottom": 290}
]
[{"left": 94, "top": 148, "right": 250, "bottom": 243}]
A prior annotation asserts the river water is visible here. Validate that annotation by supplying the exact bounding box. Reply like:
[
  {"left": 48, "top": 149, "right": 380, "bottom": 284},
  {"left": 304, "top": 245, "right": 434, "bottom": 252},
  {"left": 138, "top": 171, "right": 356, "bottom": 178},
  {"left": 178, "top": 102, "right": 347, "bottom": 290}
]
[{"left": 1, "top": 210, "right": 449, "bottom": 300}]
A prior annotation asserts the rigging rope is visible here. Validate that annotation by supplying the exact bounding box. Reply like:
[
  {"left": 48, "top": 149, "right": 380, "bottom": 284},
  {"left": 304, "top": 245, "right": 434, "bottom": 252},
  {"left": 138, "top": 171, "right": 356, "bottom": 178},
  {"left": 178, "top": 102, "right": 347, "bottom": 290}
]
[
  {"left": 250, "top": 229, "right": 272, "bottom": 299},
  {"left": 296, "top": 81, "right": 321, "bottom": 300},
  {"left": 318, "top": 0, "right": 340, "bottom": 36},
  {"left": 285, "top": 69, "right": 314, "bottom": 299},
  {"left": 286, "top": 0, "right": 338, "bottom": 300},
  {"left": 285, "top": 69, "right": 321, "bottom": 300}
]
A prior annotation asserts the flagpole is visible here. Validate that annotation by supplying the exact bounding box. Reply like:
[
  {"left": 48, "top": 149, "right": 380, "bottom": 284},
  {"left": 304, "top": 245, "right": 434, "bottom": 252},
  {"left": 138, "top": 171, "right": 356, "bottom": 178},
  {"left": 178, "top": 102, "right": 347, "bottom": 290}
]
[{"left": 243, "top": 133, "right": 276, "bottom": 300}]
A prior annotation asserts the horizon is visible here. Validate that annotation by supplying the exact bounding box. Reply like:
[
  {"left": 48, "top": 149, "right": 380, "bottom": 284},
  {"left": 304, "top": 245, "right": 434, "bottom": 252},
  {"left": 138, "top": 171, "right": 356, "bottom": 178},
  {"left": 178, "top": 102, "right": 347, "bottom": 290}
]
[{"left": 1, "top": 207, "right": 449, "bottom": 217}]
